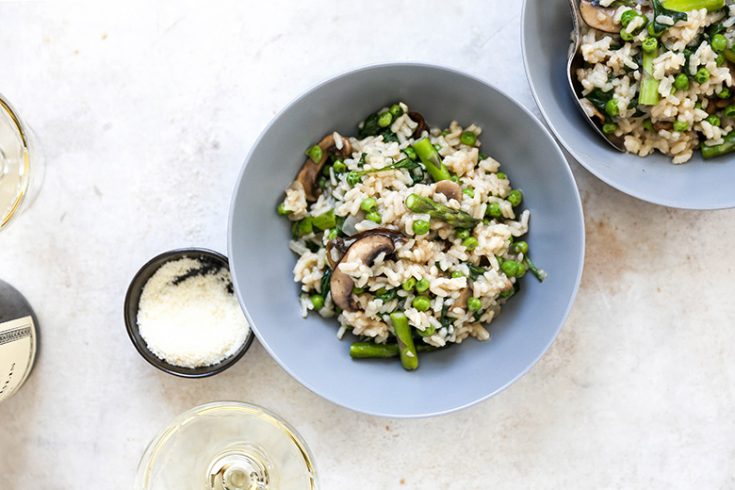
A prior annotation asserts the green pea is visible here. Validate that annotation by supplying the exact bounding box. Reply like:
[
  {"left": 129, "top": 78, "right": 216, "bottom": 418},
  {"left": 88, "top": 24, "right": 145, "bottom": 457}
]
[
  {"left": 463, "top": 187, "right": 475, "bottom": 198},
  {"left": 412, "top": 219, "right": 430, "bottom": 235},
  {"left": 310, "top": 294, "right": 325, "bottom": 310},
  {"left": 507, "top": 189, "right": 523, "bottom": 207},
  {"left": 605, "top": 98, "right": 619, "bottom": 117},
  {"left": 306, "top": 144, "right": 323, "bottom": 163},
  {"left": 460, "top": 130, "right": 477, "bottom": 146},
  {"left": 389, "top": 103, "right": 403, "bottom": 118},
  {"left": 724, "top": 105, "right": 735, "bottom": 118},
  {"left": 501, "top": 260, "right": 524, "bottom": 278},
  {"left": 415, "top": 278, "right": 430, "bottom": 293},
  {"left": 643, "top": 119, "right": 654, "bottom": 131},
  {"left": 512, "top": 240, "right": 529, "bottom": 255},
  {"left": 333, "top": 160, "right": 347, "bottom": 173},
  {"left": 462, "top": 237, "right": 479, "bottom": 250},
  {"left": 365, "top": 211, "right": 382, "bottom": 224},
  {"left": 717, "top": 54, "right": 726, "bottom": 66},
  {"left": 360, "top": 197, "right": 377, "bottom": 212},
  {"left": 318, "top": 176, "right": 329, "bottom": 190},
  {"left": 467, "top": 296, "right": 482, "bottom": 312},
  {"left": 620, "top": 9, "right": 638, "bottom": 27},
  {"left": 277, "top": 202, "right": 291, "bottom": 216},
  {"left": 449, "top": 174, "right": 460, "bottom": 183},
  {"left": 486, "top": 202, "right": 503, "bottom": 219},
  {"left": 440, "top": 129, "right": 451, "bottom": 136},
  {"left": 620, "top": 28, "right": 634, "bottom": 41},
  {"left": 327, "top": 228, "right": 339, "bottom": 239},
  {"left": 451, "top": 271, "right": 464, "bottom": 278},
  {"left": 674, "top": 73, "right": 690, "bottom": 91},
  {"left": 402, "top": 277, "right": 417, "bottom": 291},
  {"left": 499, "top": 287, "right": 515, "bottom": 299},
  {"left": 404, "top": 147, "right": 417, "bottom": 160},
  {"left": 695, "top": 68, "right": 710, "bottom": 84},
  {"left": 412, "top": 295, "right": 432, "bottom": 312},
  {"left": 641, "top": 37, "right": 658, "bottom": 54},
  {"left": 378, "top": 112, "right": 393, "bottom": 128},
  {"left": 496, "top": 171, "right": 507, "bottom": 180},
  {"left": 711, "top": 33, "right": 728, "bottom": 53},
  {"left": 673, "top": 119, "right": 689, "bottom": 132},
  {"left": 602, "top": 122, "right": 618, "bottom": 134},
  {"left": 706, "top": 115, "right": 721, "bottom": 127},
  {"left": 717, "top": 87, "right": 731, "bottom": 99},
  {"left": 346, "top": 171, "right": 361, "bottom": 186},
  {"left": 516, "top": 263, "right": 527, "bottom": 277},
  {"left": 353, "top": 287, "right": 365, "bottom": 295},
  {"left": 455, "top": 229, "right": 471, "bottom": 240}
]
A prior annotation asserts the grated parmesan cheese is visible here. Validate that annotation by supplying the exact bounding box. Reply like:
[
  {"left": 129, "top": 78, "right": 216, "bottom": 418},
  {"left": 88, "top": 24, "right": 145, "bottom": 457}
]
[{"left": 137, "top": 257, "right": 249, "bottom": 369}]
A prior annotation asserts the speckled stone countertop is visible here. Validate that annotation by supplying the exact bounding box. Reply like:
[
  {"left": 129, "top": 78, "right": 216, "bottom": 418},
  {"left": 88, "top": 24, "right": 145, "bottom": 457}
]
[{"left": 1, "top": 1, "right": 734, "bottom": 488}]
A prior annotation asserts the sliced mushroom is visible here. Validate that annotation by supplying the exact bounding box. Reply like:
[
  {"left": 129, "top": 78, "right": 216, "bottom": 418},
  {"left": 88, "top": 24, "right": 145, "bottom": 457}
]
[
  {"left": 579, "top": 0, "right": 618, "bottom": 33},
  {"left": 330, "top": 234, "right": 395, "bottom": 311},
  {"left": 435, "top": 180, "right": 462, "bottom": 202},
  {"left": 325, "top": 229, "right": 405, "bottom": 277},
  {"left": 296, "top": 133, "right": 353, "bottom": 202},
  {"left": 408, "top": 111, "right": 427, "bottom": 139}
]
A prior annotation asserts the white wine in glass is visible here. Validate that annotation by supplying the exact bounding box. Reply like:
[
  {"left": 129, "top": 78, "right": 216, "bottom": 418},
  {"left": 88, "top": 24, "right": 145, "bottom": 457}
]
[
  {"left": 135, "top": 402, "right": 318, "bottom": 490},
  {"left": 0, "top": 95, "right": 38, "bottom": 230}
]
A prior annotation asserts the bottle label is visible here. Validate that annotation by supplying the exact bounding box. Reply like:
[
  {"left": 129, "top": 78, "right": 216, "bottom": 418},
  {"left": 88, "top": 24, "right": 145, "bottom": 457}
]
[{"left": 0, "top": 315, "right": 36, "bottom": 403}]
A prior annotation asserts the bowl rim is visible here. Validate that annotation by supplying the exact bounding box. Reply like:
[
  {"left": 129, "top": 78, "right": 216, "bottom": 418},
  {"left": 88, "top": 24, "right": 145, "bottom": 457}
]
[
  {"left": 227, "top": 61, "right": 586, "bottom": 417},
  {"left": 123, "top": 247, "right": 255, "bottom": 378},
  {"left": 520, "top": 0, "right": 734, "bottom": 211}
]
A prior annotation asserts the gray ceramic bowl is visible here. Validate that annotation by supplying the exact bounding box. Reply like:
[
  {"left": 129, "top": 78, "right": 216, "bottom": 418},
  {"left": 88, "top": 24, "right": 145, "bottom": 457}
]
[
  {"left": 522, "top": 0, "right": 735, "bottom": 210},
  {"left": 228, "top": 63, "right": 584, "bottom": 417}
]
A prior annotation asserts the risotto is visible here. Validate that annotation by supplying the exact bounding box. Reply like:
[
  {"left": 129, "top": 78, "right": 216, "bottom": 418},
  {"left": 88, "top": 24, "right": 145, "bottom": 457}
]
[
  {"left": 575, "top": 0, "right": 735, "bottom": 163},
  {"left": 277, "top": 103, "right": 544, "bottom": 370}
]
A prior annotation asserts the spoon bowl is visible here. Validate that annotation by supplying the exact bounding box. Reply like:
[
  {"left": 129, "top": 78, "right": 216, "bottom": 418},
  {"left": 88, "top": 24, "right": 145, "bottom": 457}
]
[{"left": 566, "top": 0, "right": 626, "bottom": 152}]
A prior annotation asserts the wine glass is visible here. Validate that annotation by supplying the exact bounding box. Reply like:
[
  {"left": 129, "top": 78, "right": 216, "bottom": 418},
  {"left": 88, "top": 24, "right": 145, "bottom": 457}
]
[
  {"left": 0, "top": 94, "right": 42, "bottom": 231},
  {"left": 135, "top": 401, "right": 318, "bottom": 490}
]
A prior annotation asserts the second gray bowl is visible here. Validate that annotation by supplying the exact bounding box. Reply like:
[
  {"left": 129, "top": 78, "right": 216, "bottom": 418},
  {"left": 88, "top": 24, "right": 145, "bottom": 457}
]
[
  {"left": 228, "top": 63, "right": 585, "bottom": 417},
  {"left": 522, "top": 0, "right": 735, "bottom": 210}
]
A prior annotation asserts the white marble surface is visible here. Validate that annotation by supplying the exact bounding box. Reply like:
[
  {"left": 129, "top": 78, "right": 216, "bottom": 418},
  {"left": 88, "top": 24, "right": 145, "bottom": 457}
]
[{"left": 1, "top": 1, "right": 734, "bottom": 488}]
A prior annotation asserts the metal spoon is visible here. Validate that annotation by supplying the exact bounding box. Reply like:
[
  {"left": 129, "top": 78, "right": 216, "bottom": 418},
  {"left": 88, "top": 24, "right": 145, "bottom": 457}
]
[{"left": 567, "top": 0, "right": 626, "bottom": 152}]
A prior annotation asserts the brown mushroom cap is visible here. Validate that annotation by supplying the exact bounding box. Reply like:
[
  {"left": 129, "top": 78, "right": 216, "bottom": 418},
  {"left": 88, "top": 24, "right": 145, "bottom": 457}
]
[
  {"left": 330, "top": 234, "right": 395, "bottom": 311},
  {"left": 326, "top": 228, "right": 405, "bottom": 270},
  {"left": 408, "top": 111, "right": 427, "bottom": 139},
  {"left": 296, "top": 133, "right": 353, "bottom": 202},
  {"left": 579, "top": 0, "right": 618, "bottom": 33},
  {"left": 435, "top": 180, "right": 462, "bottom": 202}
]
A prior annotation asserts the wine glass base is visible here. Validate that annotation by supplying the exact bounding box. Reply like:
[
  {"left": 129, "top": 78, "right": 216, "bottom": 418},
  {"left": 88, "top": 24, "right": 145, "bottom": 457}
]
[{"left": 208, "top": 444, "right": 271, "bottom": 490}]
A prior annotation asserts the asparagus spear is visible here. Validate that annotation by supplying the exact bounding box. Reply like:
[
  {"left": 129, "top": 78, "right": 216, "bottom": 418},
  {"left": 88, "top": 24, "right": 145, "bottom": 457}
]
[
  {"left": 350, "top": 343, "right": 399, "bottom": 358},
  {"left": 701, "top": 131, "right": 735, "bottom": 159},
  {"left": 404, "top": 193, "right": 479, "bottom": 228},
  {"left": 349, "top": 342, "right": 436, "bottom": 359},
  {"left": 661, "top": 0, "right": 724, "bottom": 12},
  {"left": 638, "top": 46, "right": 660, "bottom": 106},
  {"left": 390, "top": 311, "right": 419, "bottom": 370},
  {"left": 412, "top": 138, "right": 451, "bottom": 182}
]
